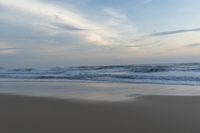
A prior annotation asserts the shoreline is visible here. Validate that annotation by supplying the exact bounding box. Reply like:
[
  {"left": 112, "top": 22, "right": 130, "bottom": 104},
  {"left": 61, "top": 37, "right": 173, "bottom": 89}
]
[
  {"left": 1, "top": 94, "right": 200, "bottom": 133},
  {"left": 0, "top": 78, "right": 200, "bottom": 86},
  {"left": 1, "top": 80, "right": 200, "bottom": 102}
]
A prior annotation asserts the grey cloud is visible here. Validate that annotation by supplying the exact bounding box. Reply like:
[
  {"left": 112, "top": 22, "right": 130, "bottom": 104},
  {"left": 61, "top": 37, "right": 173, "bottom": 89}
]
[
  {"left": 185, "top": 43, "right": 200, "bottom": 47},
  {"left": 0, "top": 48, "right": 38, "bottom": 51},
  {"left": 0, "top": 21, "right": 83, "bottom": 47},
  {"left": 126, "top": 45, "right": 140, "bottom": 48},
  {"left": 53, "top": 23, "right": 88, "bottom": 31},
  {"left": 133, "top": 27, "right": 200, "bottom": 43},
  {"left": 151, "top": 28, "right": 200, "bottom": 36},
  {"left": 126, "top": 41, "right": 161, "bottom": 48}
]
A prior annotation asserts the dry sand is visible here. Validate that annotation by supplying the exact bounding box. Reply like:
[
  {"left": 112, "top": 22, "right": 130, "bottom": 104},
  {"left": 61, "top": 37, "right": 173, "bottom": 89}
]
[{"left": 1, "top": 94, "right": 200, "bottom": 133}]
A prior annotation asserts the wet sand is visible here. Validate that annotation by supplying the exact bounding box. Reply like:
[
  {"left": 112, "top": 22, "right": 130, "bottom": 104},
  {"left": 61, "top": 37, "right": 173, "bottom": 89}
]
[{"left": 1, "top": 94, "right": 200, "bottom": 133}]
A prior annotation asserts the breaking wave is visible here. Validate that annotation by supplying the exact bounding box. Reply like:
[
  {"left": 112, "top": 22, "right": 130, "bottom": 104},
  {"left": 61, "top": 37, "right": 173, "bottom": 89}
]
[{"left": 0, "top": 63, "right": 200, "bottom": 85}]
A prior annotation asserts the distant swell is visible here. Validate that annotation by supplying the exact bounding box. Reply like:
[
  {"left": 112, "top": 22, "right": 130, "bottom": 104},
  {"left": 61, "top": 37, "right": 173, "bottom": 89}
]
[{"left": 0, "top": 63, "right": 200, "bottom": 85}]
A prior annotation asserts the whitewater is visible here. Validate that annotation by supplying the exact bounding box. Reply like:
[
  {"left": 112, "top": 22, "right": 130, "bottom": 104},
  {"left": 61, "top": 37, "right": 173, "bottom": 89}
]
[{"left": 0, "top": 63, "right": 200, "bottom": 85}]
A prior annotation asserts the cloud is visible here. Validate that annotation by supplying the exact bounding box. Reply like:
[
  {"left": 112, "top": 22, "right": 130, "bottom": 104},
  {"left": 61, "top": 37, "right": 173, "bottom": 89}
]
[
  {"left": 1, "top": 0, "right": 199, "bottom": 67},
  {"left": 103, "top": 8, "right": 127, "bottom": 21},
  {"left": 99, "top": 8, "right": 138, "bottom": 45},
  {"left": 0, "top": 43, "right": 15, "bottom": 55},
  {"left": 0, "top": 0, "right": 143, "bottom": 66},
  {"left": 0, "top": 0, "right": 108, "bottom": 45},
  {"left": 0, "top": 0, "right": 138, "bottom": 47},
  {"left": 0, "top": 48, "right": 37, "bottom": 51},
  {"left": 52, "top": 22, "right": 90, "bottom": 31},
  {"left": 151, "top": 28, "right": 200, "bottom": 36},
  {"left": 185, "top": 43, "right": 200, "bottom": 47},
  {"left": 132, "top": 27, "right": 200, "bottom": 47}
]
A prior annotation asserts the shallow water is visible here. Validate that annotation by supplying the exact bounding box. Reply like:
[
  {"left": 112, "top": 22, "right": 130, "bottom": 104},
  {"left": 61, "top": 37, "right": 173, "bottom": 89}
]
[{"left": 0, "top": 80, "right": 200, "bottom": 101}]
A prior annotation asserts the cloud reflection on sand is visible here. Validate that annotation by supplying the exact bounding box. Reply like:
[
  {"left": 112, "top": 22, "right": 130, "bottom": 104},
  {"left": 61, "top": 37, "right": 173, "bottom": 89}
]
[{"left": 0, "top": 80, "right": 200, "bottom": 102}]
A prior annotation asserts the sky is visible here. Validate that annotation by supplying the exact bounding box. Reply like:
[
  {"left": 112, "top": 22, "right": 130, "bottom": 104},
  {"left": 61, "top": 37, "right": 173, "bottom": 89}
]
[{"left": 0, "top": 0, "right": 200, "bottom": 67}]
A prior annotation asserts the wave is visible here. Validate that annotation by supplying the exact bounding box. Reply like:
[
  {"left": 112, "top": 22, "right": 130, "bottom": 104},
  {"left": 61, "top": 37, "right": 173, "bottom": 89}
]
[{"left": 0, "top": 63, "right": 200, "bottom": 85}]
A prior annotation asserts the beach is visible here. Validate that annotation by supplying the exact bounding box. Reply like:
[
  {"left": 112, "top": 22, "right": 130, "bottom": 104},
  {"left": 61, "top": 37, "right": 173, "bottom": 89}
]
[
  {"left": 1, "top": 0, "right": 200, "bottom": 132},
  {"left": 1, "top": 94, "right": 200, "bottom": 133}
]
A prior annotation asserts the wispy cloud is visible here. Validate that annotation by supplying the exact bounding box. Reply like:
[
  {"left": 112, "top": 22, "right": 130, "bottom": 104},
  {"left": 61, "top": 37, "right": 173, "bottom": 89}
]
[
  {"left": 52, "top": 23, "right": 89, "bottom": 31},
  {"left": 0, "top": 0, "right": 137, "bottom": 46},
  {"left": 0, "top": 0, "right": 200, "bottom": 66},
  {"left": 151, "top": 28, "right": 200, "bottom": 36},
  {"left": 0, "top": 0, "right": 108, "bottom": 45},
  {"left": 0, "top": 43, "right": 15, "bottom": 55},
  {"left": 132, "top": 27, "right": 200, "bottom": 46},
  {"left": 185, "top": 43, "right": 200, "bottom": 47},
  {"left": 0, "top": 48, "right": 36, "bottom": 51}
]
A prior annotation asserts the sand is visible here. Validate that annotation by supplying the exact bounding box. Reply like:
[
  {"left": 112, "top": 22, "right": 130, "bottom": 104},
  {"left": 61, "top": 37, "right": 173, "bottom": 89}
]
[{"left": 1, "top": 94, "right": 200, "bottom": 133}]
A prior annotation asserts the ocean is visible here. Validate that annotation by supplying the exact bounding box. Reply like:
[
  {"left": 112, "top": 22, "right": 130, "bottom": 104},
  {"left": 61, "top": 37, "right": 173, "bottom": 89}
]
[{"left": 0, "top": 63, "right": 200, "bottom": 85}]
